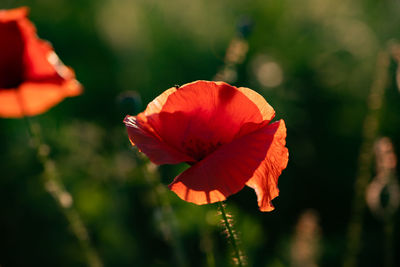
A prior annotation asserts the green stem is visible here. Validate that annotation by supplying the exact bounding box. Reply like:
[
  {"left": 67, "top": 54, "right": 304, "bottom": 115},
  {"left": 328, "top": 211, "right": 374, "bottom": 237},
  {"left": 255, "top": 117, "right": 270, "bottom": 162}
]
[
  {"left": 217, "top": 202, "right": 244, "bottom": 267},
  {"left": 344, "top": 51, "right": 390, "bottom": 267},
  {"left": 24, "top": 117, "right": 103, "bottom": 267},
  {"left": 143, "top": 162, "right": 187, "bottom": 267}
]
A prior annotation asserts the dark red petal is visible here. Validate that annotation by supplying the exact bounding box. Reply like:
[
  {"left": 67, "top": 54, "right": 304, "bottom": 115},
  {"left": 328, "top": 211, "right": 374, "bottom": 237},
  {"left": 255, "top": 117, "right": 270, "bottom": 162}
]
[
  {"left": 245, "top": 120, "right": 288, "bottom": 211},
  {"left": 0, "top": 20, "right": 24, "bottom": 88},
  {"left": 0, "top": 80, "right": 82, "bottom": 118},
  {"left": 168, "top": 121, "right": 285, "bottom": 206},
  {"left": 144, "top": 81, "right": 275, "bottom": 160},
  {"left": 124, "top": 115, "right": 195, "bottom": 164}
]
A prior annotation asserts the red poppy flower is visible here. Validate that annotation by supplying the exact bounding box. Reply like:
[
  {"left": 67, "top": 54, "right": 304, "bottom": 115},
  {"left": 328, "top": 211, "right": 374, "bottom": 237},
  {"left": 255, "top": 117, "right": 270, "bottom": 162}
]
[
  {"left": 0, "top": 7, "right": 82, "bottom": 118},
  {"left": 124, "top": 81, "right": 288, "bottom": 211}
]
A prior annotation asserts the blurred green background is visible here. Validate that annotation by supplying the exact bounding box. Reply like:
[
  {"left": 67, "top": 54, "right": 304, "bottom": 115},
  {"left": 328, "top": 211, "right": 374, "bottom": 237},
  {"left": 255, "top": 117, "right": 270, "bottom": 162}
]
[{"left": 1, "top": 0, "right": 400, "bottom": 266}]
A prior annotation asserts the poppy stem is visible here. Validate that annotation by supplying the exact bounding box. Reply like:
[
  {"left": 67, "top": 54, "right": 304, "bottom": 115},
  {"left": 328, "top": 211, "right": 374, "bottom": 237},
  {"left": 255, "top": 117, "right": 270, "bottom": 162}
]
[
  {"left": 217, "top": 202, "right": 245, "bottom": 267},
  {"left": 23, "top": 116, "right": 103, "bottom": 267}
]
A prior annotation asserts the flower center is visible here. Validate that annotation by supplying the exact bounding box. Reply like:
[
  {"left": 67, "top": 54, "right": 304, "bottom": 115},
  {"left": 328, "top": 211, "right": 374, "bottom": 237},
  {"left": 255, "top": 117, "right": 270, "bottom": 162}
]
[
  {"left": 0, "top": 21, "right": 24, "bottom": 89},
  {"left": 183, "top": 138, "right": 222, "bottom": 161}
]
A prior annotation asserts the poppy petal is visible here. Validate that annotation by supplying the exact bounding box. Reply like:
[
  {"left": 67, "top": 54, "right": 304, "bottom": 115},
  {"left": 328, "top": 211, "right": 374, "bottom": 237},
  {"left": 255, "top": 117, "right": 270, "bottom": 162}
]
[
  {"left": 0, "top": 80, "right": 82, "bottom": 117},
  {"left": 245, "top": 120, "right": 288, "bottom": 211},
  {"left": 168, "top": 121, "right": 283, "bottom": 206},
  {"left": 0, "top": 7, "right": 82, "bottom": 118},
  {"left": 231, "top": 84, "right": 275, "bottom": 121},
  {"left": 124, "top": 115, "right": 195, "bottom": 164},
  {"left": 143, "top": 87, "right": 178, "bottom": 116},
  {"left": 0, "top": 23, "right": 24, "bottom": 89},
  {"left": 0, "top": 7, "right": 28, "bottom": 22},
  {"left": 0, "top": 7, "right": 61, "bottom": 84},
  {"left": 23, "top": 37, "right": 69, "bottom": 83},
  {"left": 144, "top": 81, "right": 275, "bottom": 160}
]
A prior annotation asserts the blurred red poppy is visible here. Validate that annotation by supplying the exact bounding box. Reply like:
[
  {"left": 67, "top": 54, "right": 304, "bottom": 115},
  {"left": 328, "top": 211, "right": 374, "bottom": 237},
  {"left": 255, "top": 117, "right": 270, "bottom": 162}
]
[
  {"left": 124, "top": 81, "right": 288, "bottom": 211},
  {"left": 0, "top": 7, "right": 82, "bottom": 118}
]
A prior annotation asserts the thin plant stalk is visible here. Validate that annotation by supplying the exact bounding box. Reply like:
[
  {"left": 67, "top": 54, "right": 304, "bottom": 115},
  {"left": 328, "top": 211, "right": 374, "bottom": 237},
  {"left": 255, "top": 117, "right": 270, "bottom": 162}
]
[
  {"left": 343, "top": 51, "right": 390, "bottom": 267},
  {"left": 217, "top": 202, "right": 245, "bottom": 267},
  {"left": 24, "top": 116, "right": 103, "bottom": 267},
  {"left": 213, "top": 23, "right": 250, "bottom": 267},
  {"left": 201, "top": 229, "right": 216, "bottom": 267},
  {"left": 142, "top": 162, "right": 187, "bottom": 267}
]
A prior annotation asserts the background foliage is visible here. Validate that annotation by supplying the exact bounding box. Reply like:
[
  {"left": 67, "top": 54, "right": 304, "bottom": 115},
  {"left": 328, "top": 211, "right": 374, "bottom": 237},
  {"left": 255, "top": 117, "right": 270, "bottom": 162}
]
[{"left": 1, "top": 0, "right": 400, "bottom": 266}]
